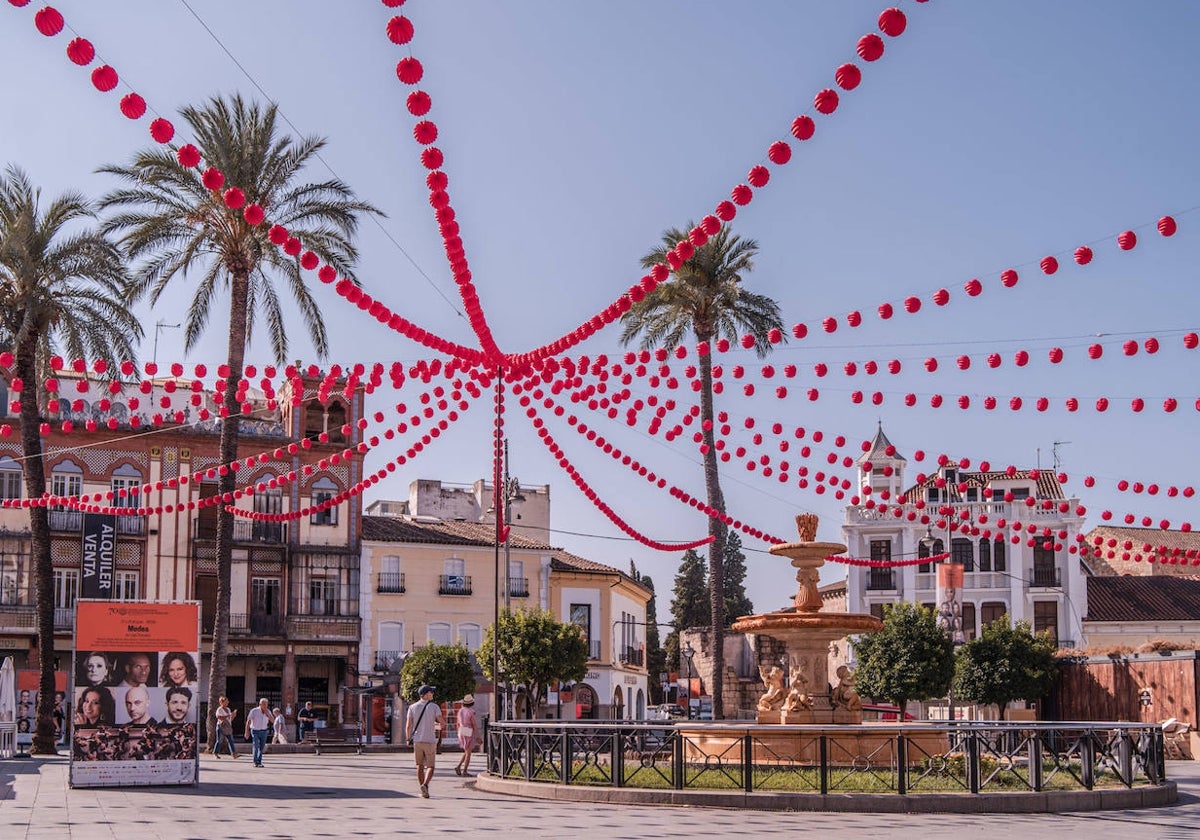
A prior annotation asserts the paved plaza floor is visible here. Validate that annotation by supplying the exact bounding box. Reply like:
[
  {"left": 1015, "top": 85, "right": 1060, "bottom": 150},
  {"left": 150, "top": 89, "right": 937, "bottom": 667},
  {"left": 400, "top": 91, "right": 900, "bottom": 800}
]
[{"left": 2, "top": 752, "right": 1198, "bottom": 839}]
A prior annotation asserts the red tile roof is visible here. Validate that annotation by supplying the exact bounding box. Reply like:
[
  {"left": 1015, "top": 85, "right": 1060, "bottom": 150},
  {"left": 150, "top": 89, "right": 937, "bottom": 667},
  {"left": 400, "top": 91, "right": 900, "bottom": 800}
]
[{"left": 1087, "top": 575, "right": 1200, "bottom": 622}]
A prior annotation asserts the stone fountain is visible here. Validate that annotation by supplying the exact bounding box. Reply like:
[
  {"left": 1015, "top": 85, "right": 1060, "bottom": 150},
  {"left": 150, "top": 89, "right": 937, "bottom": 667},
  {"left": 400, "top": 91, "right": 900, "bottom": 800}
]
[{"left": 731, "top": 513, "right": 883, "bottom": 724}]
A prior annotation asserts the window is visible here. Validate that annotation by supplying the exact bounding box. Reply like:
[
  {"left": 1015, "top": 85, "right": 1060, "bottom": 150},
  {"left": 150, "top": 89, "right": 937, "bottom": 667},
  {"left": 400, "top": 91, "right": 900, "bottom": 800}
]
[
  {"left": 951, "top": 538, "right": 974, "bottom": 572},
  {"left": 443, "top": 557, "right": 465, "bottom": 587},
  {"left": 993, "top": 538, "right": 1006, "bottom": 572},
  {"left": 1033, "top": 601, "right": 1059, "bottom": 643},
  {"left": 115, "top": 571, "right": 139, "bottom": 602},
  {"left": 310, "top": 482, "right": 339, "bottom": 526},
  {"left": 53, "top": 568, "right": 79, "bottom": 610},
  {"left": 0, "top": 457, "right": 23, "bottom": 500},
  {"left": 309, "top": 577, "right": 338, "bottom": 615},
  {"left": 869, "top": 603, "right": 886, "bottom": 621},
  {"left": 870, "top": 540, "right": 891, "bottom": 563},
  {"left": 961, "top": 602, "right": 977, "bottom": 642},
  {"left": 981, "top": 602, "right": 1007, "bottom": 628},
  {"left": 1009, "top": 487, "right": 1031, "bottom": 500},
  {"left": 978, "top": 538, "right": 992, "bottom": 572},
  {"left": 379, "top": 621, "right": 404, "bottom": 652},
  {"left": 0, "top": 554, "right": 21, "bottom": 604},
  {"left": 111, "top": 465, "right": 142, "bottom": 497},
  {"left": 458, "top": 623, "right": 481, "bottom": 651},
  {"left": 252, "top": 578, "right": 282, "bottom": 615},
  {"left": 569, "top": 603, "right": 591, "bottom": 641},
  {"left": 918, "top": 538, "right": 942, "bottom": 575},
  {"left": 427, "top": 622, "right": 452, "bottom": 646},
  {"left": 378, "top": 555, "right": 403, "bottom": 593},
  {"left": 51, "top": 467, "right": 82, "bottom": 500},
  {"left": 507, "top": 558, "right": 525, "bottom": 596},
  {"left": 1032, "top": 542, "right": 1058, "bottom": 586}
]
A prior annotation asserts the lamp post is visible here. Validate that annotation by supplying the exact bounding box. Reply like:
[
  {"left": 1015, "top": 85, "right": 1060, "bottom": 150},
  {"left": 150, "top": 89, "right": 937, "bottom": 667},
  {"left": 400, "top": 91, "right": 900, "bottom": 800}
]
[
  {"left": 923, "top": 522, "right": 965, "bottom": 721},
  {"left": 681, "top": 641, "right": 695, "bottom": 720},
  {"left": 490, "top": 436, "right": 525, "bottom": 722}
]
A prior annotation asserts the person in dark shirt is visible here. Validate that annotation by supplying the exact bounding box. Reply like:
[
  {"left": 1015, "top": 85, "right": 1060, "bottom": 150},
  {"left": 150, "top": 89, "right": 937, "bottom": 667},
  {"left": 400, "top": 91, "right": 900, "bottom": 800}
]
[{"left": 297, "top": 701, "right": 317, "bottom": 742}]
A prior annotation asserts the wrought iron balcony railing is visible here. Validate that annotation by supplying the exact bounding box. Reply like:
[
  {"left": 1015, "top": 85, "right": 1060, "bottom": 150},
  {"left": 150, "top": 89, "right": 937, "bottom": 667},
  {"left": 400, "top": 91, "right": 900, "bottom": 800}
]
[
  {"left": 439, "top": 574, "right": 472, "bottom": 596},
  {"left": 1029, "top": 567, "right": 1061, "bottom": 588},
  {"left": 377, "top": 572, "right": 406, "bottom": 593}
]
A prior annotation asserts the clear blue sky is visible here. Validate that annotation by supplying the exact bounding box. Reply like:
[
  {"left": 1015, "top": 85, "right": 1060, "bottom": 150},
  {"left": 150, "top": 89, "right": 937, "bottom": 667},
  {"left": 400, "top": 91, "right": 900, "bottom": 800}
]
[{"left": 2, "top": 1, "right": 1199, "bottom": 614}]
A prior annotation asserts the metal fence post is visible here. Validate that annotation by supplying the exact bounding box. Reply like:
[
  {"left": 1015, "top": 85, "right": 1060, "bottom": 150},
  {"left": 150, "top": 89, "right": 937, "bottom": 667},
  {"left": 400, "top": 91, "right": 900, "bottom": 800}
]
[
  {"left": 896, "top": 732, "right": 908, "bottom": 795},
  {"left": 673, "top": 728, "right": 685, "bottom": 790},
  {"left": 524, "top": 729, "right": 536, "bottom": 781},
  {"left": 967, "top": 732, "right": 980, "bottom": 794},
  {"left": 1118, "top": 730, "right": 1133, "bottom": 788},
  {"left": 1080, "top": 731, "right": 1095, "bottom": 790},
  {"left": 1029, "top": 730, "right": 1043, "bottom": 792},
  {"left": 819, "top": 735, "right": 829, "bottom": 795},
  {"left": 561, "top": 729, "right": 571, "bottom": 785},
  {"left": 743, "top": 733, "right": 753, "bottom": 793},
  {"left": 613, "top": 728, "right": 625, "bottom": 788}
]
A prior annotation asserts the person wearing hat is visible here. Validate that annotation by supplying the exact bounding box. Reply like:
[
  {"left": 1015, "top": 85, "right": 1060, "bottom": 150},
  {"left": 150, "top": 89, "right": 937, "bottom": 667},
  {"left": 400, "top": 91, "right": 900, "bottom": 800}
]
[
  {"left": 405, "top": 685, "right": 443, "bottom": 798},
  {"left": 454, "top": 694, "right": 480, "bottom": 777}
]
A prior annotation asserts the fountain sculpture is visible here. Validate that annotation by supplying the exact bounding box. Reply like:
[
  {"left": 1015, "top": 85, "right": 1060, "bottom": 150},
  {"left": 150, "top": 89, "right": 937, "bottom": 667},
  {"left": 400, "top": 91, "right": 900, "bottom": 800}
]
[{"left": 731, "top": 514, "right": 883, "bottom": 724}]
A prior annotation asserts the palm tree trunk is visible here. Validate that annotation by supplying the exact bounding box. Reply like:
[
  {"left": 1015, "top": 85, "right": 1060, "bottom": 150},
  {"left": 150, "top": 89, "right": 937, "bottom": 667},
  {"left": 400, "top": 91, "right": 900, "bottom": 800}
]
[
  {"left": 16, "top": 324, "right": 57, "bottom": 754},
  {"left": 206, "top": 268, "right": 249, "bottom": 749},
  {"left": 696, "top": 346, "right": 728, "bottom": 719}
]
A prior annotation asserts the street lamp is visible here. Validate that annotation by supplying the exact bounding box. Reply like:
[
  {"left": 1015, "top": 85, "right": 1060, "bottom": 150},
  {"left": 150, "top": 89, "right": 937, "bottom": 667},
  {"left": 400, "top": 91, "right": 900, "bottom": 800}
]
[
  {"left": 489, "top": 438, "right": 525, "bottom": 722},
  {"left": 681, "top": 641, "right": 695, "bottom": 720}
]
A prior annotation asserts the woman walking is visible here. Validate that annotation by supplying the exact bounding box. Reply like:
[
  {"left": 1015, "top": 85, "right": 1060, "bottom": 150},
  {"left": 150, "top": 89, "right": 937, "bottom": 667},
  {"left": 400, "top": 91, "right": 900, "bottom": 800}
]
[
  {"left": 212, "top": 696, "right": 239, "bottom": 758},
  {"left": 454, "top": 694, "right": 479, "bottom": 777}
]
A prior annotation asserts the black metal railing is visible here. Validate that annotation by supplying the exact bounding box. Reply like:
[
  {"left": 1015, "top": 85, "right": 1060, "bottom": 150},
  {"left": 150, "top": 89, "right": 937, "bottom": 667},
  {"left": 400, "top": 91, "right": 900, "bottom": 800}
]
[
  {"left": 377, "top": 572, "right": 406, "bottom": 593},
  {"left": 375, "top": 650, "right": 402, "bottom": 671},
  {"left": 47, "top": 509, "right": 81, "bottom": 532},
  {"left": 53, "top": 607, "right": 75, "bottom": 629},
  {"left": 508, "top": 577, "right": 530, "bottom": 598},
  {"left": 587, "top": 640, "right": 602, "bottom": 660},
  {"left": 439, "top": 574, "right": 472, "bottom": 595},
  {"left": 866, "top": 570, "right": 897, "bottom": 591},
  {"left": 229, "top": 613, "right": 284, "bottom": 636},
  {"left": 619, "top": 647, "right": 644, "bottom": 667},
  {"left": 485, "top": 720, "right": 1167, "bottom": 796},
  {"left": 192, "top": 517, "right": 286, "bottom": 544},
  {"left": 1030, "top": 567, "right": 1061, "bottom": 588}
]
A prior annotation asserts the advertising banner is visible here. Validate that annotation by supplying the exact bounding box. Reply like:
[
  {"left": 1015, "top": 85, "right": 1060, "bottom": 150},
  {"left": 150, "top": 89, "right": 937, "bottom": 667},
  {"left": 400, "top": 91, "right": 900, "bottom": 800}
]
[
  {"left": 80, "top": 513, "right": 116, "bottom": 600},
  {"left": 936, "top": 562, "right": 966, "bottom": 645},
  {"left": 70, "top": 600, "right": 201, "bottom": 788},
  {"left": 15, "top": 668, "right": 69, "bottom": 750}
]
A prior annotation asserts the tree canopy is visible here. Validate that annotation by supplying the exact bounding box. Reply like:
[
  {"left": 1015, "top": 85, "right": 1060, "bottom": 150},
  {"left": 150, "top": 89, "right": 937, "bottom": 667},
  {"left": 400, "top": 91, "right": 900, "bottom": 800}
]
[
  {"left": 853, "top": 602, "right": 954, "bottom": 718},
  {"left": 954, "top": 616, "right": 1059, "bottom": 711},
  {"left": 666, "top": 548, "right": 708, "bottom": 668},
  {"left": 479, "top": 608, "right": 588, "bottom": 719},
  {"left": 400, "top": 644, "right": 477, "bottom": 706},
  {"left": 722, "top": 531, "right": 754, "bottom": 625}
]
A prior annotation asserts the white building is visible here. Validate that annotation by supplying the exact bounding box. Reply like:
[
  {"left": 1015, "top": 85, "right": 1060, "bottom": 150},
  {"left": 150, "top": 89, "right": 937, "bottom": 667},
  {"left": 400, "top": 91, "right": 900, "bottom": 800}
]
[{"left": 842, "top": 425, "right": 1086, "bottom": 649}]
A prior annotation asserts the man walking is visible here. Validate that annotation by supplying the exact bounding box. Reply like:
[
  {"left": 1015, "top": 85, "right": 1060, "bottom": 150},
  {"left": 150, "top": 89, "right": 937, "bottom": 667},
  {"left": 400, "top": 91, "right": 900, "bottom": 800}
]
[
  {"left": 245, "top": 698, "right": 272, "bottom": 767},
  {"left": 405, "top": 685, "right": 443, "bottom": 798}
]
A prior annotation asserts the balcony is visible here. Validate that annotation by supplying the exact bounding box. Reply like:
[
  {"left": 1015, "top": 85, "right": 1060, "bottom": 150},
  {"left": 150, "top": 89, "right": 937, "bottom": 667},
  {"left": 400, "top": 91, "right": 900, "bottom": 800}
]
[
  {"left": 865, "top": 570, "right": 898, "bottom": 591},
  {"left": 286, "top": 614, "right": 359, "bottom": 641},
  {"left": 230, "top": 613, "right": 284, "bottom": 636},
  {"left": 0, "top": 603, "right": 35, "bottom": 632},
  {"left": 375, "top": 650, "right": 403, "bottom": 671},
  {"left": 438, "top": 574, "right": 472, "bottom": 596},
  {"left": 508, "top": 577, "right": 529, "bottom": 598},
  {"left": 376, "top": 572, "right": 405, "bottom": 594},
  {"left": 47, "top": 509, "right": 81, "bottom": 532},
  {"left": 587, "top": 640, "right": 602, "bottom": 660},
  {"left": 1029, "top": 567, "right": 1061, "bottom": 588},
  {"left": 618, "top": 646, "right": 644, "bottom": 667},
  {"left": 54, "top": 606, "right": 75, "bottom": 629},
  {"left": 115, "top": 514, "right": 146, "bottom": 536},
  {"left": 192, "top": 517, "right": 287, "bottom": 544}
]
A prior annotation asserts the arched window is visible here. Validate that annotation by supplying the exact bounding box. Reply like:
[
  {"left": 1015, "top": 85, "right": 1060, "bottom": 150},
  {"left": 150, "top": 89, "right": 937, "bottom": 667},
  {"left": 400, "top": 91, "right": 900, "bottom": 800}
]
[
  {"left": 457, "top": 623, "right": 481, "bottom": 651},
  {"left": 378, "top": 621, "right": 405, "bottom": 668},
  {"left": 310, "top": 476, "right": 339, "bottom": 526},
  {"left": 427, "top": 622, "right": 452, "bottom": 646},
  {"left": 978, "top": 538, "right": 992, "bottom": 572},
  {"left": 51, "top": 459, "right": 83, "bottom": 500},
  {"left": 993, "top": 538, "right": 1007, "bottom": 572}
]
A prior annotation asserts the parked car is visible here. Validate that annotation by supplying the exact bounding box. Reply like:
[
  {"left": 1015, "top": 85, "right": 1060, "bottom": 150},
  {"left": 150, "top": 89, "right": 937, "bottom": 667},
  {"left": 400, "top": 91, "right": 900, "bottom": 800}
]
[{"left": 862, "top": 703, "right": 916, "bottom": 721}]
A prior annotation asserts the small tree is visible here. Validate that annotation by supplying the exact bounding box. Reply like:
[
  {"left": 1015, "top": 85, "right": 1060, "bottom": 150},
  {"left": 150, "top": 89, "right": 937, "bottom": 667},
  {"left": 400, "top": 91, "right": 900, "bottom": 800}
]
[
  {"left": 954, "top": 617, "right": 1059, "bottom": 714},
  {"left": 722, "top": 531, "right": 754, "bottom": 625},
  {"left": 854, "top": 602, "right": 954, "bottom": 719},
  {"left": 399, "top": 644, "right": 476, "bottom": 707},
  {"left": 479, "top": 608, "right": 587, "bottom": 719}
]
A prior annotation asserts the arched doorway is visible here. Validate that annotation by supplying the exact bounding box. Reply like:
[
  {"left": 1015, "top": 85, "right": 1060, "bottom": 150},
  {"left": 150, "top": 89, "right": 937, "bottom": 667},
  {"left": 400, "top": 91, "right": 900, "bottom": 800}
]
[
  {"left": 574, "top": 684, "right": 597, "bottom": 719},
  {"left": 612, "top": 686, "right": 624, "bottom": 720},
  {"left": 635, "top": 689, "right": 645, "bottom": 719}
]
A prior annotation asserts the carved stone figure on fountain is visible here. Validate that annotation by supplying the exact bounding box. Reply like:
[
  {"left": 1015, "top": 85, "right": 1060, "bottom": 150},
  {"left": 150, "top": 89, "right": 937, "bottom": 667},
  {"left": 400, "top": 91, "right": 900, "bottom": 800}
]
[
  {"left": 830, "top": 665, "right": 864, "bottom": 724},
  {"left": 782, "top": 662, "right": 813, "bottom": 721},
  {"left": 756, "top": 665, "right": 786, "bottom": 716}
]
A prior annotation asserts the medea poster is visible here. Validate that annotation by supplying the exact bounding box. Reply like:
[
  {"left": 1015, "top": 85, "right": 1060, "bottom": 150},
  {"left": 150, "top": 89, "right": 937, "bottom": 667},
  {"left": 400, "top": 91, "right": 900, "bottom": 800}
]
[{"left": 70, "top": 601, "right": 201, "bottom": 788}]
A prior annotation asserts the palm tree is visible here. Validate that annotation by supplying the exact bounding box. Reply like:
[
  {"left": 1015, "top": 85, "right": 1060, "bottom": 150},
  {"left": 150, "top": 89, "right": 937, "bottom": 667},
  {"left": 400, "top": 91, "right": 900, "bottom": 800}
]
[
  {"left": 619, "top": 224, "right": 784, "bottom": 719},
  {"left": 0, "top": 165, "right": 141, "bottom": 753},
  {"left": 100, "top": 94, "right": 380, "bottom": 746}
]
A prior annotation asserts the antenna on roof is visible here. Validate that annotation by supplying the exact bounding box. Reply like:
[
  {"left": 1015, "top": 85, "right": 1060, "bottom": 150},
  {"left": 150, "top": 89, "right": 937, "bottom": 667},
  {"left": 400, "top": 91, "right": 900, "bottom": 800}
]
[{"left": 1052, "top": 441, "right": 1072, "bottom": 471}]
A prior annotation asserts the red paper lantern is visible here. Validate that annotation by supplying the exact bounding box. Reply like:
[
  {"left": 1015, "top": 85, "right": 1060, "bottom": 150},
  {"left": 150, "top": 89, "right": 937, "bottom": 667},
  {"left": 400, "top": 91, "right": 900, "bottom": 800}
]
[
  {"left": 791, "top": 322, "right": 808, "bottom": 339},
  {"left": 268, "top": 224, "right": 288, "bottom": 245},
  {"left": 822, "top": 317, "right": 837, "bottom": 334},
  {"left": 177, "top": 144, "right": 201, "bottom": 168},
  {"left": 847, "top": 310, "right": 862, "bottom": 327},
  {"left": 903, "top": 296, "right": 921, "bottom": 313},
  {"left": 731, "top": 184, "right": 753, "bottom": 205},
  {"left": 1074, "top": 246, "right": 1093, "bottom": 265},
  {"left": 814, "top": 89, "right": 839, "bottom": 115},
  {"left": 223, "top": 187, "right": 245, "bottom": 209},
  {"left": 35, "top": 6, "right": 64, "bottom": 36},
  {"left": 1066, "top": 397, "right": 1078, "bottom": 412},
  {"left": 878, "top": 8, "right": 907, "bottom": 37},
  {"left": 1014, "top": 350, "right": 1029, "bottom": 366},
  {"left": 202, "top": 168, "right": 225, "bottom": 190},
  {"left": 857, "top": 33, "right": 884, "bottom": 61},
  {"left": 91, "top": 65, "right": 118, "bottom": 92},
  {"left": 396, "top": 56, "right": 424, "bottom": 84},
  {"left": 66, "top": 37, "right": 95, "bottom": 65},
  {"left": 933, "top": 288, "right": 949, "bottom": 306},
  {"left": 386, "top": 15, "right": 414, "bottom": 44},
  {"left": 300, "top": 251, "right": 319, "bottom": 271},
  {"left": 1158, "top": 215, "right": 1178, "bottom": 236},
  {"left": 767, "top": 140, "right": 791, "bottom": 165},
  {"left": 877, "top": 302, "right": 894, "bottom": 319},
  {"left": 715, "top": 200, "right": 737, "bottom": 221},
  {"left": 1117, "top": 230, "right": 1137, "bottom": 250},
  {"left": 924, "top": 357, "right": 938, "bottom": 372},
  {"left": 1185, "top": 332, "right": 1199, "bottom": 350},
  {"left": 1096, "top": 397, "right": 1109, "bottom": 412},
  {"left": 791, "top": 115, "right": 815, "bottom": 141},
  {"left": 1164, "top": 397, "right": 1178, "bottom": 413},
  {"left": 747, "top": 165, "right": 770, "bottom": 188},
  {"left": 149, "top": 117, "right": 174, "bottom": 143},
  {"left": 284, "top": 237, "right": 302, "bottom": 256},
  {"left": 243, "top": 204, "right": 265, "bottom": 226},
  {"left": 835, "top": 63, "right": 862, "bottom": 91},
  {"left": 986, "top": 353, "right": 1001, "bottom": 368},
  {"left": 1000, "top": 269, "right": 1018, "bottom": 288},
  {"left": 413, "top": 120, "right": 438, "bottom": 144},
  {"left": 1087, "top": 343, "right": 1103, "bottom": 359},
  {"left": 1131, "top": 397, "right": 1144, "bottom": 412},
  {"left": 119, "top": 93, "right": 146, "bottom": 120},
  {"left": 1122, "top": 340, "right": 1138, "bottom": 356},
  {"left": 1048, "top": 347, "right": 1063, "bottom": 364},
  {"left": 963, "top": 278, "right": 982, "bottom": 297},
  {"left": 956, "top": 355, "right": 970, "bottom": 370}
]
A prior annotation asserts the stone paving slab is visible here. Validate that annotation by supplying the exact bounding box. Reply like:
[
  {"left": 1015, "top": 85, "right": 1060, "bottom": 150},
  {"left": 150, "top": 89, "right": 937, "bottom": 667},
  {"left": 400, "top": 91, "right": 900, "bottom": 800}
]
[{"left": 2, "top": 752, "right": 1198, "bottom": 839}]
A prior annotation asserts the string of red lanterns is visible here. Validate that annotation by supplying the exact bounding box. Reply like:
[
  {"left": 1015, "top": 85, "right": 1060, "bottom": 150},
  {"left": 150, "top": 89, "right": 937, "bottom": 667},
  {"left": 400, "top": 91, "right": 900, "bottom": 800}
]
[{"left": 824, "top": 551, "right": 949, "bottom": 569}]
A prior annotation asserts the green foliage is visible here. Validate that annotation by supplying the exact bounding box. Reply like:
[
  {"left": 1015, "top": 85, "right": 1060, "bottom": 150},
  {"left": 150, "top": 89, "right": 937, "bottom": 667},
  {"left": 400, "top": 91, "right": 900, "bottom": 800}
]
[
  {"left": 722, "top": 531, "right": 754, "bottom": 624},
  {"left": 632, "top": 563, "right": 667, "bottom": 701},
  {"left": 854, "top": 602, "right": 954, "bottom": 717},
  {"left": 953, "top": 616, "right": 1059, "bottom": 710},
  {"left": 479, "top": 608, "right": 588, "bottom": 718},
  {"left": 667, "top": 548, "right": 708, "bottom": 668},
  {"left": 399, "top": 644, "right": 476, "bottom": 705}
]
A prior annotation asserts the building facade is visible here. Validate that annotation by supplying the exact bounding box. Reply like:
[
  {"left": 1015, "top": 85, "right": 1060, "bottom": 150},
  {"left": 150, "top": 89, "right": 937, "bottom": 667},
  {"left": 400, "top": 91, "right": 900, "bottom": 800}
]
[
  {"left": 841, "top": 425, "right": 1086, "bottom": 649},
  {"left": 0, "top": 371, "right": 365, "bottom": 730}
]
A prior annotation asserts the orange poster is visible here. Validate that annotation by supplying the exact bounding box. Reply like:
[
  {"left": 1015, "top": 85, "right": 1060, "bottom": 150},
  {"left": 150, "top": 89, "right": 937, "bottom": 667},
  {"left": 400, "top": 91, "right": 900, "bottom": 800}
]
[
  {"left": 937, "top": 562, "right": 963, "bottom": 589},
  {"left": 75, "top": 601, "right": 199, "bottom": 652}
]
